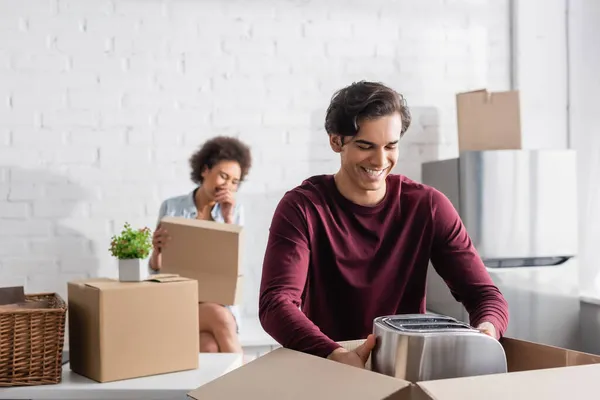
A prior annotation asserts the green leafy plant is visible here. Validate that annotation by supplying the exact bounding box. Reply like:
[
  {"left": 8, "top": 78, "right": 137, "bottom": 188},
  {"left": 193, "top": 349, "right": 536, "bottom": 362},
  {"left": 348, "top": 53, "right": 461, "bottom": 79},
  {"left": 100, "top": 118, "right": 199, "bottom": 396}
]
[{"left": 109, "top": 223, "right": 153, "bottom": 259}]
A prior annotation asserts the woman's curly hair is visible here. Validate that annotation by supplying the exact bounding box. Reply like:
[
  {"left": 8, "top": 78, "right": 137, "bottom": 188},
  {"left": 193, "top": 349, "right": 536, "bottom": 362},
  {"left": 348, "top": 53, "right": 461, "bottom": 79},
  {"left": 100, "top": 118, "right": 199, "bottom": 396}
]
[{"left": 189, "top": 136, "right": 252, "bottom": 185}]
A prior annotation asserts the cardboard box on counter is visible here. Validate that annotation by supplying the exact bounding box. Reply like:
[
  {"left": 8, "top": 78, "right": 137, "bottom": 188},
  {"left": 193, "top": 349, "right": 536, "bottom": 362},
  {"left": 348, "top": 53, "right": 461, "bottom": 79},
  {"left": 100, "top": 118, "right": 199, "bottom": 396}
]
[
  {"left": 67, "top": 274, "right": 199, "bottom": 383},
  {"left": 456, "top": 89, "right": 522, "bottom": 152},
  {"left": 159, "top": 216, "right": 244, "bottom": 306},
  {"left": 187, "top": 337, "right": 600, "bottom": 399}
]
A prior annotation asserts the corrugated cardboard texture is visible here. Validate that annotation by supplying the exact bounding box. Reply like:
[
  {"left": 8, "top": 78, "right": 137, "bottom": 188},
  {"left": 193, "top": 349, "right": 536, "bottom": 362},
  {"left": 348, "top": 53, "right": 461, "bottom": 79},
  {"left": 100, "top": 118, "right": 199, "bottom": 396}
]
[
  {"left": 456, "top": 89, "right": 522, "bottom": 151},
  {"left": 68, "top": 277, "right": 199, "bottom": 383},
  {"left": 160, "top": 216, "right": 243, "bottom": 306},
  {"left": 187, "top": 348, "right": 414, "bottom": 400}
]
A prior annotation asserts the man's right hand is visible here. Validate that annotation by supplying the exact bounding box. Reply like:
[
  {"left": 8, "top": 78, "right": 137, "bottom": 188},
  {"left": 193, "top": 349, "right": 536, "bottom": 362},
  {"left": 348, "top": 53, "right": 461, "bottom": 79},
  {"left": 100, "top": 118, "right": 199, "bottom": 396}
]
[{"left": 327, "top": 334, "right": 376, "bottom": 369}]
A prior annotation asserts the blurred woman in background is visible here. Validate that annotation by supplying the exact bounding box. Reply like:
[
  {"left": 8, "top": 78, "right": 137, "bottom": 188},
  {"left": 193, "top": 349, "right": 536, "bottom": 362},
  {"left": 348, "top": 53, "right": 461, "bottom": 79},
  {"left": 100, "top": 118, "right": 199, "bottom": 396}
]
[{"left": 149, "top": 136, "right": 252, "bottom": 353}]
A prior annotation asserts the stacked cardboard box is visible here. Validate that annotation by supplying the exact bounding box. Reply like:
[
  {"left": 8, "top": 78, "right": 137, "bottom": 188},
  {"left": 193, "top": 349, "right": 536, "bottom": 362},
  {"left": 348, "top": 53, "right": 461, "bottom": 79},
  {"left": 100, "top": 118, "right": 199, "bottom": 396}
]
[
  {"left": 456, "top": 89, "right": 523, "bottom": 151},
  {"left": 67, "top": 274, "right": 199, "bottom": 383},
  {"left": 67, "top": 216, "right": 244, "bottom": 382},
  {"left": 159, "top": 216, "right": 244, "bottom": 306}
]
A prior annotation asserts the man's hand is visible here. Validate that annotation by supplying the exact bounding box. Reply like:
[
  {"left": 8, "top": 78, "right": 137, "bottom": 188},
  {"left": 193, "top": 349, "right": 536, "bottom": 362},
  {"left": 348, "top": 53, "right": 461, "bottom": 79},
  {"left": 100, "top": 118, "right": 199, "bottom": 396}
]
[
  {"left": 476, "top": 321, "right": 498, "bottom": 339},
  {"left": 214, "top": 187, "right": 235, "bottom": 224},
  {"left": 327, "top": 334, "right": 376, "bottom": 369}
]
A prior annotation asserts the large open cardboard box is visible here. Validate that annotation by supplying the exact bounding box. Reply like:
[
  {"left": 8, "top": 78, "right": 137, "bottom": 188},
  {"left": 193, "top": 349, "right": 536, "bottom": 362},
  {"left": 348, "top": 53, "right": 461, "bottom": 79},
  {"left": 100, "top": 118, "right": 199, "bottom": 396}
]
[
  {"left": 187, "top": 337, "right": 600, "bottom": 399},
  {"left": 160, "top": 216, "right": 243, "bottom": 306},
  {"left": 67, "top": 274, "right": 199, "bottom": 383},
  {"left": 456, "top": 89, "right": 522, "bottom": 151}
]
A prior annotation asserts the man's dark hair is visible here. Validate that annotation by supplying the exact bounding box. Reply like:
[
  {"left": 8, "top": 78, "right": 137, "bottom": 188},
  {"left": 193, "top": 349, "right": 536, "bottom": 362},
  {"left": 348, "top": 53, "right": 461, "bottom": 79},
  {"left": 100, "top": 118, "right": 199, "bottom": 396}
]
[
  {"left": 324, "top": 81, "right": 411, "bottom": 139},
  {"left": 189, "top": 136, "right": 252, "bottom": 184}
]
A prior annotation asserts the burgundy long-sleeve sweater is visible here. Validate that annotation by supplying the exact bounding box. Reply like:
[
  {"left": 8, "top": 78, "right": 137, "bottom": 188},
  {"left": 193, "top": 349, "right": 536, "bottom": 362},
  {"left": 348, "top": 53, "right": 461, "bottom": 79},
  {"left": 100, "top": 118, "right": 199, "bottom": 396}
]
[{"left": 259, "top": 174, "right": 509, "bottom": 358}]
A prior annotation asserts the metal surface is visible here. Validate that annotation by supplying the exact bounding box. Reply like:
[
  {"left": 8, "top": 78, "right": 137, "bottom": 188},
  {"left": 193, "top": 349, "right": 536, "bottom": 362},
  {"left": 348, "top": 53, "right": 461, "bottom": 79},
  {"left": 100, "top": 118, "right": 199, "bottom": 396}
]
[
  {"left": 423, "top": 150, "right": 578, "bottom": 267},
  {"left": 425, "top": 260, "right": 583, "bottom": 350},
  {"left": 422, "top": 150, "right": 582, "bottom": 350},
  {"left": 371, "top": 314, "right": 507, "bottom": 381}
]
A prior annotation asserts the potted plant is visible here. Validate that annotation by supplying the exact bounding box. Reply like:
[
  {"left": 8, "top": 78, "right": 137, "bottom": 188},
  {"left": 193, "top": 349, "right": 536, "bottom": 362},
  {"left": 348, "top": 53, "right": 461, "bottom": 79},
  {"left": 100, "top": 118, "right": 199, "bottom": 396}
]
[{"left": 109, "top": 222, "right": 153, "bottom": 282}]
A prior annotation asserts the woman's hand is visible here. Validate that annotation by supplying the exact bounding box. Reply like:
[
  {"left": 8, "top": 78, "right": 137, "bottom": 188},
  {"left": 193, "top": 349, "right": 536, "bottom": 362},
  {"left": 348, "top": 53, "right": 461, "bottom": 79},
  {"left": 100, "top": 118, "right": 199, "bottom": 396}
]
[
  {"left": 152, "top": 225, "right": 170, "bottom": 252},
  {"left": 150, "top": 225, "right": 170, "bottom": 271},
  {"left": 214, "top": 187, "right": 235, "bottom": 224}
]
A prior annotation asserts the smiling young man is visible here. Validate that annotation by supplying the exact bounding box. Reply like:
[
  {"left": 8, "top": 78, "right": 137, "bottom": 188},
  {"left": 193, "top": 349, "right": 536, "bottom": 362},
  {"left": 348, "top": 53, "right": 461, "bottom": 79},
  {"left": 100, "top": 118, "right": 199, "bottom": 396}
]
[{"left": 258, "top": 81, "right": 509, "bottom": 368}]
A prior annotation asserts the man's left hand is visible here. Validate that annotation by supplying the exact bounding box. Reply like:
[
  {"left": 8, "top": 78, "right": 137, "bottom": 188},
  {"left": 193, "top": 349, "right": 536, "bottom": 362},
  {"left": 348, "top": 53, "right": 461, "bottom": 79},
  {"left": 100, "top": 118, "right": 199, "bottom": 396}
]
[
  {"left": 476, "top": 321, "right": 498, "bottom": 339},
  {"left": 215, "top": 187, "right": 235, "bottom": 224}
]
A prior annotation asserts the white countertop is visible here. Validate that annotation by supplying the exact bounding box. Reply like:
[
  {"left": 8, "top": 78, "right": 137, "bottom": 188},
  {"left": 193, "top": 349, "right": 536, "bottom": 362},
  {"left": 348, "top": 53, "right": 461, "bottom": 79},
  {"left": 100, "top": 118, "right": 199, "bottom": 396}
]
[
  {"left": 238, "top": 315, "right": 279, "bottom": 348},
  {"left": 0, "top": 353, "right": 244, "bottom": 400},
  {"left": 0, "top": 317, "right": 279, "bottom": 400}
]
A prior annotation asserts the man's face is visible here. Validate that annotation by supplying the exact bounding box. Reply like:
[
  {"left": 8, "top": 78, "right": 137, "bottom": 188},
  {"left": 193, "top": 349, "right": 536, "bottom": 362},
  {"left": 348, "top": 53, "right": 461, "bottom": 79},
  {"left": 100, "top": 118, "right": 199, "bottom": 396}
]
[{"left": 330, "top": 112, "right": 402, "bottom": 193}]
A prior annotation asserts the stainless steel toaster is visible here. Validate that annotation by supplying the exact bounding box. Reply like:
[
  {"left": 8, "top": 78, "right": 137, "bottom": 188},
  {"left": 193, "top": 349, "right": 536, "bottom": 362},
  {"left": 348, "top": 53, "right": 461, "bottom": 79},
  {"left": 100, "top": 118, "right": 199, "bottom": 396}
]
[{"left": 371, "top": 314, "right": 507, "bottom": 381}]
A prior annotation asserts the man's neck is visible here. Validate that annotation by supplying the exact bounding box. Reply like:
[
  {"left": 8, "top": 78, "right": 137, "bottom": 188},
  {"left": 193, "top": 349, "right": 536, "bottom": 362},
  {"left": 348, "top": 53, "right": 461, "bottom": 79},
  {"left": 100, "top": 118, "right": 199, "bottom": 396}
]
[{"left": 333, "top": 171, "right": 386, "bottom": 207}]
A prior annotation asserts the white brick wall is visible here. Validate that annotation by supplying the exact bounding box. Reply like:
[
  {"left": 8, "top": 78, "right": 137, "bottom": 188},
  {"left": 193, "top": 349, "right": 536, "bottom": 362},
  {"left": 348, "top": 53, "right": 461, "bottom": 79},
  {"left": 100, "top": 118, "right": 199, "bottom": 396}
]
[
  {"left": 512, "top": 0, "right": 569, "bottom": 149},
  {"left": 0, "top": 0, "right": 511, "bottom": 316}
]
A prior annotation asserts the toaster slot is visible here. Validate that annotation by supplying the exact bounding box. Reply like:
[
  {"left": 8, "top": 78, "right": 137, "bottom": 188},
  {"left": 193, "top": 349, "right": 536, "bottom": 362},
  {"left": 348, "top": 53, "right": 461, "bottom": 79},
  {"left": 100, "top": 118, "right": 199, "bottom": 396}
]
[
  {"left": 390, "top": 317, "right": 457, "bottom": 324},
  {"left": 382, "top": 318, "right": 476, "bottom": 332},
  {"left": 398, "top": 323, "right": 472, "bottom": 331}
]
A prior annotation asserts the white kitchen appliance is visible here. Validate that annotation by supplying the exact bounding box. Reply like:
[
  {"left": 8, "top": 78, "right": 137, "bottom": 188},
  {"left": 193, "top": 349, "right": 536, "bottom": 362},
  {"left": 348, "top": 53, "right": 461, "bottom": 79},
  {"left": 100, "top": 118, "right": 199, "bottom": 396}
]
[{"left": 422, "top": 150, "right": 582, "bottom": 350}]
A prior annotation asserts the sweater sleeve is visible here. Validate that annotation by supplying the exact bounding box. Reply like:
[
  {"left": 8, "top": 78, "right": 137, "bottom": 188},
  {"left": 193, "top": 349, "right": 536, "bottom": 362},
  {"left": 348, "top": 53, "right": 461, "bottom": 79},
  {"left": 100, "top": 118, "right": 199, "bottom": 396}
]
[
  {"left": 429, "top": 188, "right": 509, "bottom": 338},
  {"left": 258, "top": 192, "right": 341, "bottom": 358}
]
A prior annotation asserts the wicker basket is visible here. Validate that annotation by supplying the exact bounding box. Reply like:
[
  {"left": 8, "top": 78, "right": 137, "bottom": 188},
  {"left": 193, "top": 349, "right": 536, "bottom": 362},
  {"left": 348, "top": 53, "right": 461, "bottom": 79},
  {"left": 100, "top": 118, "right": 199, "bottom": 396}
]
[{"left": 0, "top": 292, "right": 67, "bottom": 387}]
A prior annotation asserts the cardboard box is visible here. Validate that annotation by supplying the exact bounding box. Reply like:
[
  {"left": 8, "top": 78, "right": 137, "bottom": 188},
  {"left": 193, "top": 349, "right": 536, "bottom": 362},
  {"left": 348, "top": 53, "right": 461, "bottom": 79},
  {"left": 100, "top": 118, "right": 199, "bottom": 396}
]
[
  {"left": 159, "top": 216, "right": 244, "bottom": 306},
  {"left": 456, "top": 89, "right": 522, "bottom": 151},
  {"left": 187, "top": 337, "right": 600, "bottom": 399},
  {"left": 67, "top": 274, "right": 199, "bottom": 383}
]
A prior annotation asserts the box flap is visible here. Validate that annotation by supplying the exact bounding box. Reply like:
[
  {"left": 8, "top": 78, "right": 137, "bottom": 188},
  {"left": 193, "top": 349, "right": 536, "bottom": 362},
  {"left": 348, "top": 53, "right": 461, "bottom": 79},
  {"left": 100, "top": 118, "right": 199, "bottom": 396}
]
[
  {"left": 72, "top": 277, "right": 114, "bottom": 285},
  {"left": 161, "top": 216, "right": 242, "bottom": 233},
  {"left": 146, "top": 273, "right": 191, "bottom": 283},
  {"left": 501, "top": 337, "right": 600, "bottom": 371},
  {"left": 78, "top": 275, "right": 192, "bottom": 290},
  {"left": 67, "top": 277, "right": 114, "bottom": 290},
  {"left": 187, "top": 348, "right": 413, "bottom": 400},
  {"left": 417, "top": 363, "right": 600, "bottom": 400},
  {"left": 84, "top": 281, "right": 132, "bottom": 290},
  {"left": 457, "top": 88, "right": 488, "bottom": 95}
]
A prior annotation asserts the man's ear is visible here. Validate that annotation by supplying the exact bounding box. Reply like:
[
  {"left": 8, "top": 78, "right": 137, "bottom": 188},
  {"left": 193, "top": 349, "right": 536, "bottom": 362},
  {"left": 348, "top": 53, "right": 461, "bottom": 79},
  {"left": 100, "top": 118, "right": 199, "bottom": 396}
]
[{"left": 329, "top": 134, "right": 344, "bottom": 153}]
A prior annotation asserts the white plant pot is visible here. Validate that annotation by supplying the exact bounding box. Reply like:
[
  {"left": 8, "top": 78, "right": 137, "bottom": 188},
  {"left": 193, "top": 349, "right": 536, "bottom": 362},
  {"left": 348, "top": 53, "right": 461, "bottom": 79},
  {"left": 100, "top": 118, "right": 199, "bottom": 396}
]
[{"left": 118, "top": 258, "right": 149, "bottom": 282}]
